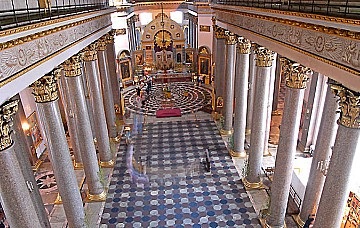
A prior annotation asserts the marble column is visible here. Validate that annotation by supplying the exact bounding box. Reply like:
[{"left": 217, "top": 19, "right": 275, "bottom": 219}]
[
  {"left": 0, "top": 100, "right": 47, "bottom": 228},
  {"left": 264, "top": 53, "right": 278, "bottom": 156},
  {"left": 243, "top": 47, "right": 274, "bottom": 189},
  {"left": 11, "top": 97, "right": 51, "bottom": 227},
  {"left": 245, "top": 43, "right": 257, "bottom": 136},
  {"left": 231, "top": 37, "right": 251, "bottom": 157},
  {"left": 105, "top": 31, "right": 121, "bottom": 112},
  {"left": 272, "top": 55, "right": 282, "bottom": 112},
  {"left": 214, "top": 26, "right": 226, "bottom": 114},
  {"left": 220, "top": 31, "right": 237, "bottom": 136},
  {"left": 58, "top": 70, "right": 83, "bottom": 169},
  {"left": 31, "top": 70, "right": 86, "bottom": 228},
  {"left": 313, "top": 85, "right": 360, "bottom": 228},
  {"left": 265, "top": 60, "right": 311, "bottom": 227},
  {"left": 82, "top": 43, "right": 114, "bottom": 167},
  {"left": 97, "top": 38, "right": 118, "bottom": 139},
  {"left": 296, "top": 80, "right": 338, "bottom": 226},
  {"left": 63, "top": 55, "right": 106, "bottom": 201},
  {"left": 298, "top": 72, "right": 327, "bottom": 152}
]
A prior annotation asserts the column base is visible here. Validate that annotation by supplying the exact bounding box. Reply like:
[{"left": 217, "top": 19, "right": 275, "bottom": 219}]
[
  {"left": 245, "top": 129, "right": 251, "bottom": 135},
  {"left": 32, "top": 159, "right": 43, "bottom": 171},
  {"left": 242, "top": 177, "right": 265, "bottom": 190},
  {"left": 263, "top": 149, "right": 272, "bottom": 157},
  {"left": 54, "top": 193, "right": 62, "bottom": 204},
  {"left": 272, "top": 110, "right": 282, "bottom": 116},
  {"left": 263, "top": 218, "right": 286, "bottom": 228},
  {"left": 220, "top": 128, "right": 232, "bottom": 136},
  {"left": 87, "top": 189, "right": 107, "bottom": 202},
  {"left": 99, "top": 160, "right": 115, "bottom": 168},
  {"left": 292, "top": 214, "right": 305, "bottom": 227},
  {"left": 110, "top": 134, "right": 121, "bottom": 143},
  {"left": 73, "top": 161, "right": 84, "bottom": 170},
  {"left": 229, "top": 149, "right": 246, "bottom": 158}
]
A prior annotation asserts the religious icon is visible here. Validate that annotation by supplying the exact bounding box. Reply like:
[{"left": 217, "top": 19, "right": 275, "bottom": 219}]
[{"left": 216, "top": 97, "right": 223, "bottom": 108}]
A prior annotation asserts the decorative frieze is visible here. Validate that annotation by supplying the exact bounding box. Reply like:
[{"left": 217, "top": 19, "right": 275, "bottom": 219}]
[
  {"left": 330, "top": 84, "right": 360, "bottom": 129},
  {"left": 0, "top": 100, "right": 19, "bottom": 151},
  {"left": 237, "top": 37, "right": 251, "bottom": 54},
  {"left": 225, "top": 31, "right": 237, "bottom": 45},
  {"left": 215, "top": 9, "right": 360, "bottom": 75},
  {"left": 281, "top": 58, "right": 311, "bottom": 89},
  {"left": 31, "top": 68, "right": 62, "bottom": 103},
  {"left": 255, "top": 47, "right": 274, "bottom": 67},
  {"left": 63, "top": 55, "right": 82, "bottom": 77},
  {"left": 0, "top": 15, "right": 111, "bottom": 82},
  {"left": 82, "top": 43, "right": 98, "bottom": 61}
]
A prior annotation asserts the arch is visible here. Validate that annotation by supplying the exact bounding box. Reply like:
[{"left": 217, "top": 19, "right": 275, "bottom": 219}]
[{"left": 117, "top": 50, "right": 131, "bottom": 60}]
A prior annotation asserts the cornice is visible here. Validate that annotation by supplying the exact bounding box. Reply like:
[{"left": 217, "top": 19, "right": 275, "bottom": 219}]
[
  {"left": 213, "top": 7, "right": 360, "bottom": 41},
  {"left": 0, "top": 13, "right": 111, "bottom": 51},
  {"left": 0, "top": 22, "right": 111, "bottom": 89},
  {"left": 0, "top": 8, "right": 115, "bottom": 41},
  {"left": 212, "top": 4, "right": 360, "bottom": 27}
]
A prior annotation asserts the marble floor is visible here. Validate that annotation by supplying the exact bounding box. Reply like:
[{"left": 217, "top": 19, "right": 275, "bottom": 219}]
[{"left": 100, "top": 119, "right": 261, "bottom": 227}]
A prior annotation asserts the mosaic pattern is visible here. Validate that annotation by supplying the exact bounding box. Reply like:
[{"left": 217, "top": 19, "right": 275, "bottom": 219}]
[
  {"left": 100, "top": 120, "right": 261, "bottom": 227},
  {"left": 123, "top": 82, "right": 212, "bottom": 116},
  {"left": 35, "top": 171, "right": 58, "bottom": 194}
]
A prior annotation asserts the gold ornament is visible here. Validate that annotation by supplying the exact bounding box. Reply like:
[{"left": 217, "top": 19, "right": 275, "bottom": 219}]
[
  {"left": 255, "top": 47, "right": 274, "bottom": 67},
  {"left": 330, "top": 84, "right": 360, "bottom": 129},
  {"left": 225, "top": 31, "right": 237, "bottom": 45},
  {"left": 63, "top": 55, "right": 82, "bottom": 77},
  {"left": 215, "top": 26, "right": 226, "bottom": 39},
  {"left": 237, "top": 37, "right": 251, "bottom": 54},
  {"left": 282, "top": 59, "right": 311, "bottom": 89},
  {"left": 0, "top": 99, "right": 19, "bottom": 151},
  {"left": 82, "top": 43, "right": 98, "bottom": 61},
  {"left": 96, "top": 38, "right": 107, "bottom": 51},
  {"left": 31, "top": 68, "right": 61, "bottom": 103},
  {"left": 105, "top": 30, "right": 115, "bottom": 44}
]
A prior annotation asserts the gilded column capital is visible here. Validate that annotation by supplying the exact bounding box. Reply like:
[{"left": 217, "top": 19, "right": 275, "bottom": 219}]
[
  {"left": 237, "top": 37, "right": 251, "bottom": 54},
  {"left": 96, "top": 38, "right": 107, "bottom": 51},
  {"left": 215, "top": 26, "right": 226, "bottom": 39},
  {"left": 0, "top": 100, "right": 19, "bottom": 151},
  {"left": 211, "top": 16, "right": 216, "bottom": 26},
  {"left": 330, "top": 84, "right": 360, "bottom": 129},
  {"left": 225, "top": 31, "right": 237, "bottom": 45},
  {"left": 105, "top": 30, "right": 115, "bottom": 44},
  {"left": 82, "top": 43, "right": 98, "bottom": 61},
  {"left": 255, "top": 47, "right": 274, "bottom": 67},
  {"left": 282, "top": 59, "right": 311, "bottom": 89},
  {"left": 31, "top": 68, "right": 62, "bottom": 103},
  {"left": 63, "top": 55, "right": 82, "bottom": 77}
]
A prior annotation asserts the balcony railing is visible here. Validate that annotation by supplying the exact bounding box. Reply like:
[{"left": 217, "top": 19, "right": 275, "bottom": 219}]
[
  {"left": 216, "top": 0, "right": 360, "bottom": 20},
  {"left": 0, "top": 1, "right": 110, "bottom": 31}
]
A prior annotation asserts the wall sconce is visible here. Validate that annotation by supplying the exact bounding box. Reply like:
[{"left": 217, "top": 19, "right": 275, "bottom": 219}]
[{"left": 317, "top": 158, "right": 330, "bottom": 176}]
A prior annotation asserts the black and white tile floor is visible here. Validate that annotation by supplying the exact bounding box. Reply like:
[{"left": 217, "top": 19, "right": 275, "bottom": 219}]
[{"left": 100, "top": 119, "right": 261, "bottom": 227}]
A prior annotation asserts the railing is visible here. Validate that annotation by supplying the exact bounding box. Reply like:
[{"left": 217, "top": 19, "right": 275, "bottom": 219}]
[
  {"left": 216, "top": 0, "right": 360, "bottom": 20},
  {"left": 0, "top": 1, "right": 110, "bottom": 31}
]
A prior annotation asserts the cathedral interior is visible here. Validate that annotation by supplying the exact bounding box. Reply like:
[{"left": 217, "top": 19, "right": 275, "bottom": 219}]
[{"left": 0, "top": 0, "right": 360, "bottom": 227}]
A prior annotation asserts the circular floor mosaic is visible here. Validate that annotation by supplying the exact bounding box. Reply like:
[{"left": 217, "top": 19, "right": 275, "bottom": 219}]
[
  {"left": 123, "top": 82, "right": 212, "bottom": 116},
  {"left": 35, "top": 171, "right": 58, "bottom": 194}
]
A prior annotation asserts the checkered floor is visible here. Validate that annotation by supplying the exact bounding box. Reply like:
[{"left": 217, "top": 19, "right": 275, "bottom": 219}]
[
  {"left": 100, "top": 119, "right": 261, "bottom": 227},
  {"left": 123, "top": 82, "right": 212, "bottom": 116}
]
